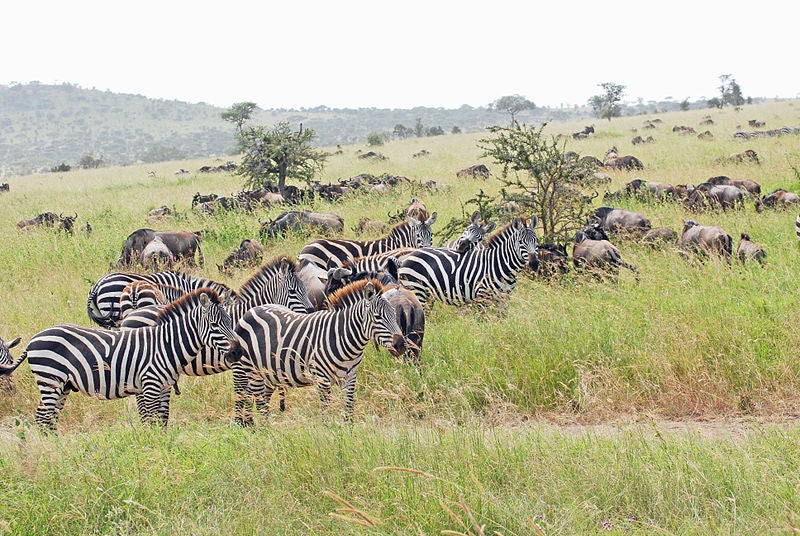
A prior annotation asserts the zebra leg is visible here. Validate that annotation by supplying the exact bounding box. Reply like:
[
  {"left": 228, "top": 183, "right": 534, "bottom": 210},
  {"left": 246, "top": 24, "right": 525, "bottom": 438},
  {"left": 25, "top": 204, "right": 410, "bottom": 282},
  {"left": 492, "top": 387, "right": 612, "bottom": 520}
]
[
  {"left": 254, "top": 382, "right": 275, "bottom": 418},
  {"left": 316, "top": 376, "right": 333, "bottom": 411},
  {"left": 138, "top": 385, "right": 168, "bottom": 426},
  {"left": 232, "top": 367, "right": 255, "bottom": 427},
  {"left": 158, "top": 387, "right": 172, "bottom": 423},
  {"left": 277, "top": 386, "right": 286, "bottom": 412},
  {"left": 342, "top": 371, "right": 358, "bottom": 423},
  {"left": 35, "top": 388, "right": 67, "bottom": 433}
]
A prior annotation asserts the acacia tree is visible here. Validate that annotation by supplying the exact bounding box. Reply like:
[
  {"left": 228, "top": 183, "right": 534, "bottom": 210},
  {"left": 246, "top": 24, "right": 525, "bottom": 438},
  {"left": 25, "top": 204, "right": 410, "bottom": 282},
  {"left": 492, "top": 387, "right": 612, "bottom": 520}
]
[
  {"left": 236, "top": 121, "right": 328, "bottom": 192},
  {"left": 221, "top": 102, "right": 258, "bottom": 135},
  {"left": 718, "top": 74, "right": 744, "bottom": 107},
  {"left": 588, "top": 82, "right": 626, "bottom": 121},
  {"left": 490, "top": 95, "right": 536, "bottom": 124},
  {"left": 477, "top": 123, "right": 604, "bottom": 242}
]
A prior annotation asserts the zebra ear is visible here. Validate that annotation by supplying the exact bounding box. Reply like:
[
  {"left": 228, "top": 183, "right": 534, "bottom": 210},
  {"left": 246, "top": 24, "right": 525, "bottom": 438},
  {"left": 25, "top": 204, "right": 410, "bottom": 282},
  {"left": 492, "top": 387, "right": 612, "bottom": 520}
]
[
  {"left": 483, "top": 221, "right": 497, "bottom": 234},
  {"left": 529, "top": 214, "right": 539, "bottom": 229},
  {"left": 5, "top": 337, "right": 20, "bottom": 349},
  {"left": 425, "top": 212, "right": 438, "bottom": 226},
  {"left": 199, "top": 292, "right": 210, "bottom": 307},
  {"left": 470, "top": 210, "right": 480, "bottom": 224},
  {"left": 364, "top": 281, "right": 377, "bottom": 300}
]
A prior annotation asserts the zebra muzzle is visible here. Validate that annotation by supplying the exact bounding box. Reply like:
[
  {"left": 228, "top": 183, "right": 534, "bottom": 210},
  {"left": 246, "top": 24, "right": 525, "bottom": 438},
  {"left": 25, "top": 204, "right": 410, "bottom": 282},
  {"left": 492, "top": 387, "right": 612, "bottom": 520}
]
[
  {"left": 389, "top": 334, "right": 406, "bottom": 356},
  {"left": 224, "top": 340, "right": 244, "bottom": 364}
]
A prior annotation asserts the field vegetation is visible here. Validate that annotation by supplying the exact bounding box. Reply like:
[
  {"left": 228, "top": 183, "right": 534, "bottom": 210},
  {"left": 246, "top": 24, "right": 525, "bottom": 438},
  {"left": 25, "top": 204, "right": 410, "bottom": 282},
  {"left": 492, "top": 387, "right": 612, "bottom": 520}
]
[{"left": 1, "top": 100, "right": 800, "bottom": 534}]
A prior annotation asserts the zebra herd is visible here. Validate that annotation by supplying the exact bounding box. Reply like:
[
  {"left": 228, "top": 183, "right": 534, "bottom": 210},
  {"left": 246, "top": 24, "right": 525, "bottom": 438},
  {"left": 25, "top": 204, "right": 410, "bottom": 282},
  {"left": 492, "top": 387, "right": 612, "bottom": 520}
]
[
  {"left": 1, "top": 211, "right": 540, "bottom": 432},
  {"left": 733, "top": 126, "right": 800, "bottom": 139}
]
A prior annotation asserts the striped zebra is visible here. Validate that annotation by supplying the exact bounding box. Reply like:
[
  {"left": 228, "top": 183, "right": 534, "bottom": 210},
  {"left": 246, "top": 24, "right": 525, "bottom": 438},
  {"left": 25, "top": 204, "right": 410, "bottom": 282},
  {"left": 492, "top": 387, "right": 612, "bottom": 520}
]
[
  {"left": 444, "top": 211, "right": 497, "bottom": 252},
  {"left": 119, "top": 256, "right": 313, "bottom": 414},
  {"left": 22, "top": 289, "right": 240, "bottom": 432},
  {"left": 232, "top": 279, "right": 405, "bottom": 425},
  {"left": 87, "top": 270, "right": 232, "bottom": 328},
  {"left": 297, "top": 214, "right": 438, "bottom": 270},
  {"left": 0, "top": 335, "right": 23, "bottom": 393},
  {"left": 119, "top": 281, "right": 186, "bottom": 320},
  {"left": 398, "top": 216, "right": 539, "bottom": 305},
  {"left": 795, "top": 212, "right": 800, "bottom": 241}
]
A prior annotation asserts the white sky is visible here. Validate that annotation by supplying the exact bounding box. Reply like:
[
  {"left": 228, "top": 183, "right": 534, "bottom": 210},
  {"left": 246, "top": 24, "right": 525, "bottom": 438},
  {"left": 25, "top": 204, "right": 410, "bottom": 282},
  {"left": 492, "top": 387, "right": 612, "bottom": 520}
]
[{"left": 2, "top": 1, "right": 797, "bottom": 110}]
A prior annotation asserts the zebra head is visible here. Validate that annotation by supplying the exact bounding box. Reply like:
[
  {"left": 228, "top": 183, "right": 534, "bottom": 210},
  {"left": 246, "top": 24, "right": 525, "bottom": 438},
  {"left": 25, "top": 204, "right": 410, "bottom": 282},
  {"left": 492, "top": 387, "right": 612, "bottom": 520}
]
[
  {"left": 364, "top": 282, "right": 406, "bottom": 355},
  {"left": 408, "top": 212, "right": 438, "bottom": 247},
  {"left": 0, "top": 335, "right": 22, "bottom": 371},
  {"left": 241, "top": 256, "right": 314, "bottom": 313},
  {"left": 451, "top": 210, "right": 496, "bottom": 253},
  {"left": 516, "top": 215, "right": 540, "bottom": 272},
  {"left": 197, "top": 291, "right": 242, "bottom": 363},
  {"left": 0, "top": 335, "right": 26, "bottom": 389}
]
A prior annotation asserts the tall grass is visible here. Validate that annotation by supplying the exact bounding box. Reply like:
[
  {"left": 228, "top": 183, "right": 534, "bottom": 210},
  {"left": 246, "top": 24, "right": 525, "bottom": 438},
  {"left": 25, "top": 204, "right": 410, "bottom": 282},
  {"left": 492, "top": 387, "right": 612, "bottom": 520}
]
[{"left": 2, "top": 99, "right": 800, "bottom": 533}]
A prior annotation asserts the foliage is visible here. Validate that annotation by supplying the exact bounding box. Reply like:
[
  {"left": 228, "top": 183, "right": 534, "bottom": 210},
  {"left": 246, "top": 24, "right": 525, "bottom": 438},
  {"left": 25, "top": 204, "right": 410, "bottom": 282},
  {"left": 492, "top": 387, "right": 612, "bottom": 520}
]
[
  {"left": 478, "top": 122, "right": 603, "bottom": 241},
  {"left": 588, "top": 82, "right": 626, "bottom": 121},
  {"left": 719, "top": 74, "right": 745, "bottom": 107},
  {"left": 414, "top": 117, "right": 424, "bottom": 137},
  {"left": 393, "top": 124, "right": 413, "bottom": 139},
  {"left": 490, "top": 94, "right": 536, "bottom": 124},
  {"left": 50, "top": 162, "right": 71, "bottom": 172},
  {"left": 236, "top": 121, "right": 328, "bottom": 191},
  {"left": 707, "top": 97, "right": 723, "bottom": 109},
  {"left": 680, "top": 98, "right": 690, "bottom": 111},
  {"left": 221, "top": 102, "right": 257, "bottom": 134},
  {"left": 366, "top": 132, "right": 384, "bottom": 146},
  {"left": 425, "top": 126, "right": 445, "bottom": 136},
  {"left": 78, "top": 153, "right": 104, "bottom": 169}
]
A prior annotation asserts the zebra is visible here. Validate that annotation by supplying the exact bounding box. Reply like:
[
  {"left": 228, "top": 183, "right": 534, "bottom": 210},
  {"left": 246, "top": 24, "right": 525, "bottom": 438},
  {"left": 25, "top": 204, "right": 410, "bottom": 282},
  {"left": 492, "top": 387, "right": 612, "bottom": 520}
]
[
  {"left": 443, "top": 210, "right": 497, "bottom": 252},
  {"left": 0, "top": 335, "right": 23, "bottom": 393},
  {"left": 118, "top": 281, "right": 186, "bottom": 320},
  {"left": 22, "top": 289, "right": 240, "bottom": 432},
  {"left": 397, "top": 216, "right": 539, "bottom": 305},
  {"left": 119, "top": 256, "right": 313, "bottom": 415},
  {"left": 795, "top": 211, "right": 800, "bottom": 242},
  {"left": 232, "top": 279, "right": 405, "bottom": 425},
  {"left": 297, "top": 214, "right": 438, "bottom": 271},
  {"left": 86, "top": 270, "right": 232, "bottom": 328}
]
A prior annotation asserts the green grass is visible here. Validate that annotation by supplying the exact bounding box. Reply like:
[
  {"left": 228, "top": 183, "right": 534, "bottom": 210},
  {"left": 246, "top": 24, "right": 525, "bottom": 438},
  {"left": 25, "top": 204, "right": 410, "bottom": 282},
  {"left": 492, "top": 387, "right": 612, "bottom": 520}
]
[{"left": 2, "top": 99, "right": 800, "bottom": 533}]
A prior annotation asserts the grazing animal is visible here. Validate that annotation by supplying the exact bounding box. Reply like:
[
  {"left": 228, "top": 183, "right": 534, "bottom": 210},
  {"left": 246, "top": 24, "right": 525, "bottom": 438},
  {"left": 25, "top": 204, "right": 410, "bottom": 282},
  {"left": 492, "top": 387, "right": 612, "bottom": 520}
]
[
  {"left": 572, "top": 231, "right": 638, "bottom": 278},
  {"left": 118, "top": 229, "right": 204, "bottom": 268},
  {"left": 141, "top": 236, "right": 175, "bottom": 270},
  {"left": 679, "top": 220, "right": 733, "bottom": 260},
  {"left": 444, "top": 211, "right": 497, "bottom": 253},
  {"left": 0, "top": 183, "right": 9, "bottom": 192},
  {"left": 259, "top": 210, "right": 344, "bottom": 239},
  {"left": 684, "top": 183, "right": 747, "bottom": 212},
  {"left": 535, "top": 243, "right": 570, "bottom": 277},
  {"left": 87, "top": 271, "right": 232, "bottom": 328},
  {"left": 218, "top": 238, "right": 264, "bottom": 275},
  {"left": 0, "top": 335, "right": 23, "bottom": 393},
  {"left": 118, "top": 281, "right": 183, "bottom": 320},
  {"left": 412, "top": 149, "right": 430, "bottom": 158},
  {"left": 456, "top": 164, "right": 490, "bottom": 180},
  {"left": 232, "top": 280, "right": 405, "bottom": 425},
  {"left": 23, "top": 290, "right": 240, "bottom": 431},
  {"left": 706, "top": 176, "right": 761, "bottom": 196},
  {"left": 192, "top": 192, "right": 219, "bottom": 207},
  {"left": 593, "top": 206, "right": 651, "bottom": 236},
  {"left": 17, "top": 212, "right": 61, "bottom": 231},
  {"left": 716, "top": 149, "right": 760, "bottom": 165},
  {"left": 642, "top": 227, "right": 678, "bottom": 248},
  {"left": 353, "top": 218, "right": 389, "bottom": 237},
  {"left": 757, "top": 188, "right": 800, "bottom": 211},
  {"left": 737, "top": 234, "right": 766, "bottom": 264},
  {"left": 398, "top": 217, "right": 539, "bottom": 305},
  {"left": 298, "top": 214, "right": 438, "bottom": 271},
  {"left": 603, "top": 155, "right": 644, "bottom": 171}
]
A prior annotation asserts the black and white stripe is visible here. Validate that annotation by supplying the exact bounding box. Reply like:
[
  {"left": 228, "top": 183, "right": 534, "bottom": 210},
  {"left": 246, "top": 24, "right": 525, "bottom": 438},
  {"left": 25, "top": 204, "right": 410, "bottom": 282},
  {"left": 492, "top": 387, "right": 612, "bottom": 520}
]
[
  {"left": 119, "top": 281, "right": 186, "bottom": 320},
  {"left": 24, "top": 289, "right": 239, "bottom": 431},
  {"left": 232, "top": 279, "right": 405, "bottom": 425},
  {"left": 0, "top": 335, "right": 23, "bottom": 393},
  {"left": 297, "top": 214, "right": 438, "bottom": 270},
  {"left": 398, "top": 216, "right": 539, "bottom": 305},
  {"left": 87, "top": 270, "right": 232, "bottom": 328},
  {"left": 444, "top": 211, "right": 497, "bottom": 252}
]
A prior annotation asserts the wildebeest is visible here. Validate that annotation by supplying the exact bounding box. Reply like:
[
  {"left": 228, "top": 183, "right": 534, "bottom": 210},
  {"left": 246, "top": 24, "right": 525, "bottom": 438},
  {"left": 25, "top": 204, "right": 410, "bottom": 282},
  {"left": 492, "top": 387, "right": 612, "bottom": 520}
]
[
  {"left": 715, "top": 149, "right": 760, "bottom": 165},
  {"left": 17, "top": 212, "right": 77, "bottom": 233},
  {"left": 706, "top": 176, "right": 761, "bottom": 196},
  {"left": 535, "top": 243, "right": 570, "bottom": 278},
  {"left": 641, "top": 227, "right": 678, "bottom": 248},
  {"left": 748, "top": 119, "right": 765, "bottom": 128},
  {"left": 603, "top": 154, "right": 644, "bottom": 171},
  {"left": 0, "top": 335, "right": 23, "bottom": 393},
  {"left": 631, "top": 135, "right": 644, "bottom": 145},
  {"left": 757, "top": 188, "right": 800, "bottom": 211},
  {"left": 684, "top": 183, "right": 747, "bottom": 212},
  {"left": 456, "top": 164, "right": 490, "bottom": 180},
  {"left": 697, "top": 130, "right": 714, "bottom": 141},
  {"left": 118, "top": 228, "right": 204, "bottom": 268},
  {"left": 593, "top": 206, "right": 651, "bottom": 236},
  {"left": 141, "top": 236, "right": 175, "bottom": 270},
  {"left": 572, "top": 125, "right": 595, "bottom": 139},
  {"left": 737, "top": 234, "right": 766, "bottom": 264},
  {"left": 191, "top": 192, "right": 219, "bottom": 207},
  {"left": 259, "top": 210, "right": 344, "bottom": 240},
  {"left": 218, "top": 238, "right": 264, "bottom": 275},
  {"left": 353, "top": 217, "right": 389, "bottom": 237},
  {"left": 572, "top": 231, "right": 637, "bottom": 278},
  {"left": 679, "top": 220, "right": 732, "bottom": 260},
  {"left": 0, "top": 183, "right": 9, "bottom": 192},
  {"left": 412, "top": 149, "right": 430, "bottom": 158},
  {"left": 147, "top": 206, "right": 173, "bottom": 222}
]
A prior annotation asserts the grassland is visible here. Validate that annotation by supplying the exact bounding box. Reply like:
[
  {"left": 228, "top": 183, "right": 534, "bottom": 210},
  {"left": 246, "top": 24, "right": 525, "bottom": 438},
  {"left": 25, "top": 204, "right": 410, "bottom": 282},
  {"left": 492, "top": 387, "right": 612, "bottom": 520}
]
[{"left": 2, "top": 100, "right": 800, "bottom": 534}]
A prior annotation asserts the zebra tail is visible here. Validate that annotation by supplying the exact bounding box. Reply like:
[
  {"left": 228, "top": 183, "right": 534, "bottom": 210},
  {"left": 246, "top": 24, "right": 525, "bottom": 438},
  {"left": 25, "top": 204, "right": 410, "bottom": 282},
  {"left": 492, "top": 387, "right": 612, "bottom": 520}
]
[
  {"left": 87, "top": 292, "right": 116, "bottom": 328},
  {"left": 0, "top": 351, "right": 28, "bottom": 376}
]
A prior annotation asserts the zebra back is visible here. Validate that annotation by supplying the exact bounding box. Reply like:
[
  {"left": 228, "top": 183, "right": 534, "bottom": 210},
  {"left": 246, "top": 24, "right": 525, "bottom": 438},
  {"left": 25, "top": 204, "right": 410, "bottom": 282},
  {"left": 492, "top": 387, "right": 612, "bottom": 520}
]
[
  {"left": 87, "top": 270, "right": 232, "bottom": 328},
  {"left": 119, "top": 281, "right": 184, "bottom": 320},
  {"left": 231, "top": 256, "right": 313, "bottom": 316},
  {"left": 297, "top": 214, "right": 437, "bottom": 270}
]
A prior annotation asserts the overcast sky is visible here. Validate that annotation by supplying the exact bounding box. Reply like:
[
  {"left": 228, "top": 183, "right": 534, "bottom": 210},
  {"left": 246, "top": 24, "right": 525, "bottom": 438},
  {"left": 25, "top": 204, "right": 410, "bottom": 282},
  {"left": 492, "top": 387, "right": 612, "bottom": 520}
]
[{"left": 2, "top": 1, "right": 796, "bottom": 110}]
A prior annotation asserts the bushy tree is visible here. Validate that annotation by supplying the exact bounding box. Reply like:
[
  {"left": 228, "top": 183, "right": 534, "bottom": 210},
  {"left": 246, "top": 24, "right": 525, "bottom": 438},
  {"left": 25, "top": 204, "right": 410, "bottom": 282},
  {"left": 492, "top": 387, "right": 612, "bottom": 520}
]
[
  {"left": 490, "top": 95, "right": 536, "bottom": 124},
  {"left": 719, "top": 74, "right": 745, "bottom": 107},
  {"left": 236, "top": 122, "right": 328, "bottom": 192},
  {"left": 478, "top": 123, "right": 604, "bottom": 242},
  {"left": 50, "top": 162, "right": 71, "bottom": 172},
  {"left": 366, "top": 132, "right": 384, "bottom": 146},
  {"left": 78, "top": 154, "right": 103, "bottom": 169},
  {"left": 221, "top": 102, "right": 258, "bottom": 134},
  {"left": 393, "top": 124, "right": 413, "bottom": 139},
  {"left": 588, "top": 82, "right": 626, "bottom": 121}
]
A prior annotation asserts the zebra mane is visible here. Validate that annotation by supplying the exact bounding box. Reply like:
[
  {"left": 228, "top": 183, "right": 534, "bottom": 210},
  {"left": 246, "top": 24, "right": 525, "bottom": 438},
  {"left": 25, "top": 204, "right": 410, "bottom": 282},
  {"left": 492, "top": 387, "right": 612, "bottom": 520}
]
[
  {"left": 388, "top": 219, "right": 412, "bottom": 236},
  {"left": 327, "top": 279, "right": 385, "bottom": 310},
  {"left": 153, "top": 288, "right": 221, "bottom": 322},
  {"left": 238, "top": 256, "right": 298, "bottom": 299},
  {"left": 486, "top": 219, "right": 520, "bottom": 248}
]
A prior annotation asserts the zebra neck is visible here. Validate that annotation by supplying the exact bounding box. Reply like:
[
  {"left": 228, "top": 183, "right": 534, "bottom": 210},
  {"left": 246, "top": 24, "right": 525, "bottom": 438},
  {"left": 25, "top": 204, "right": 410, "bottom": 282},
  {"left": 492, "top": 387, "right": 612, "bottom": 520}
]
[{"left": 154, "top": 312, "right": 204, "bottom": 366}]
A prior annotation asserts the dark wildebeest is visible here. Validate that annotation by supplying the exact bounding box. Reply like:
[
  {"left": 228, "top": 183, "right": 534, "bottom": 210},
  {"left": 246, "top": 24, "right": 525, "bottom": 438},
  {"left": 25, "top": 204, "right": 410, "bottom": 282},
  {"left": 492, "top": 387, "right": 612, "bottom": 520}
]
[
  {"left": 353, "top": 217, "right": 389, "bottom": 237},
  {"left": 593, "top": 206, "right": 651, "bottom": 236},
  {"left": 757, "top": 188, "right": 800, "bottom": 211},
  {"left": 604, "top": 155, "right": 644, "bottom": 171},
  {"left": 748, "top": 119, "right": 765, "bottom": 128},
  {"left": 535, "top": 243, "right": 570, "bottom": 278},
  {"left": 716, "top": 149, "right": 760, "bottom": 165},
  {"left": 412, "top": 149, "right": 430, "bottom": 158},
  {"left": 0, "top": 335, "right": 23, "bottom": 393},
  {"left": 706, "top": 176, "right": 761, "bottom": 196},
  {"left": 737, "top": 234, "right": 766, "bottom": 264},
  {"left": 572, "top": 125, "right": 595, "bottom": 139},
  {"left": 684, "top": 183, "right": 747, "bottom": 212},
  {"left": 17, "top": 212, "right": 60, "bottom": 231},
  {"left": 572, "top": 231, "right": 638, "bottom": 278},
  {"left": 118, "top": 228, "right": 204, "bottom": 268},
  {"left": 0, "top": 183, "right": 9, "bottom": 192},
  {"left": 456, "top": 164, "right": 490, "bottom": 180},
  {"left": 642, "top": 227, "right": 678, "bottom": 248},
  {"left": 631, "top": 135, "right": 644, "bottom": 145},
  {"left": 218, "top": 238, "right": 264, "bottom": 275},
  {"left": 259, "top": 210, "right": 344, "bottom": 240},
  {"left": 679, "top": 220, "right": 732, "bottom": 261},
  {"left": 623, "top": 178, "right": 676, "bottom": 201},
  {"left": 140, "top": 236, "right": 175, "bottom": 270},
  {"left": 324, "top": 260, "right": 424, "bottom": 364},
  {"left": 191, "top": 192, "right": 219, "bottom": 207}
]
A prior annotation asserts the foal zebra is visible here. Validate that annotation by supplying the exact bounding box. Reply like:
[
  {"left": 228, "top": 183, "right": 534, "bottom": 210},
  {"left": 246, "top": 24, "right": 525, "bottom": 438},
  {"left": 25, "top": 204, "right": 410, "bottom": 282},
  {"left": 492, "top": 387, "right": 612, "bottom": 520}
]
[
  {"left": 232, "top": 279, "right": 405, "bottom": 425},
  {"left": 398, "top": 216, "right": 539, "bottom": 305},
  {"left": 297, "top": 214, "right": 438, "bottom": 270},
  {"left": 119, "top": 257, "right": 313, "bottom": 415},
  {"left": 87, "top": 270, "right": 232, "bottom": 328},
  {"left": 23, "top": 289, "right": 240, "bottom": 432}
]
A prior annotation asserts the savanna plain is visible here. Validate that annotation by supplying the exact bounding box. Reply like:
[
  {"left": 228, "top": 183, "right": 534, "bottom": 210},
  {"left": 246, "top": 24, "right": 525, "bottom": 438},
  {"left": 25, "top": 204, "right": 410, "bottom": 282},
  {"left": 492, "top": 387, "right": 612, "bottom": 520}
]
[{"left": 2, "top": 101, "right": 800, "bottom": 534}]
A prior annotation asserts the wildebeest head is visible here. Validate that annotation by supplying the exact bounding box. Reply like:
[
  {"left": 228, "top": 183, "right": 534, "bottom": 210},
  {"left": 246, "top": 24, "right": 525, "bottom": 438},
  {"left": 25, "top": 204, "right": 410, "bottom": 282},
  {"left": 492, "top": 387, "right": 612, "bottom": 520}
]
[{"left": 58, "top": 212, "right": 78, "bottom": 234}]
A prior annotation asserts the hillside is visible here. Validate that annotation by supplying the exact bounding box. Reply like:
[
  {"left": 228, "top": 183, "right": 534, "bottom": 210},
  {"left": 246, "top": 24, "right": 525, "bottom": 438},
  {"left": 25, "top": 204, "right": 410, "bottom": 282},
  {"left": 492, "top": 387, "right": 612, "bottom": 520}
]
[{"left": 0, "top": 82, "right": 722, "bottom": 176}]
